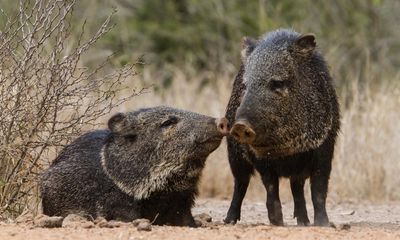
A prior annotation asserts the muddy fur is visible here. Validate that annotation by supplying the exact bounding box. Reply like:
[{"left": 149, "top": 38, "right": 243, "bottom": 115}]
[
  {"left": 40, "top": 106, "right": 225, "bottom": 227},
  {"left": 224, "top": 29, "right": 340, "bottom": 226}
]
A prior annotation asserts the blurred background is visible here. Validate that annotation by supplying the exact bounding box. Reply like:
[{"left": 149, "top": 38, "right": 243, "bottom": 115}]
[{"left": 0, "top": 0, "right": 399, "bottom": 218}]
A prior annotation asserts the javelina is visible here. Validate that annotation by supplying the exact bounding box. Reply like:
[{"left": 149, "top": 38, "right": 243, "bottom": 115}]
[
  {"left": 224, "top": 29, "right": 340, "bottom": 226},
  {"left": 40, "top": 106, "right": 229, "bottom": 227}
]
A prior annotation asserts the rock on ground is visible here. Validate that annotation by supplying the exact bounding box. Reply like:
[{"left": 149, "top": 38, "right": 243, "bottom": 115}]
[{"left": 33, "top": 214, "right": 63, "bottom": 228}]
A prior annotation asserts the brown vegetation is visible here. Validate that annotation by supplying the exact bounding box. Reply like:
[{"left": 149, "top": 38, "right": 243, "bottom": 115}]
[{"left": 0, "top": 0, "right": 140, "bottom": 219}]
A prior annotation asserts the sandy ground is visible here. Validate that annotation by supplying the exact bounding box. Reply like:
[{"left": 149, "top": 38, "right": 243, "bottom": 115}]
[{"left": 1, "top": 199, "right": 399, "bottom": 240}]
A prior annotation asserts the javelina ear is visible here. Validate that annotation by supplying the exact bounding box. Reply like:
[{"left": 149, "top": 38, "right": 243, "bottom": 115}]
[
  {"left": 108, "top": 112, "right": 127, "bottom": 133},
  {"left": 241, "top": 37, "right": 257, "bottom": 63},
  {"left": 294, "top": 33, "right": 316, "bottom": 55}
]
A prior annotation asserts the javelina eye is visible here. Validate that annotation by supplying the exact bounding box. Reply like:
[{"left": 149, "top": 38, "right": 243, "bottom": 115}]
[
  {"left": 269, "top": 79, "right": 286, "bottom": 91},
  {"left": 160, "top": 116, "right": 179, "bottom": 128},
  {"left": 124, "top": 134, "right": 137, "bottom": 142}
]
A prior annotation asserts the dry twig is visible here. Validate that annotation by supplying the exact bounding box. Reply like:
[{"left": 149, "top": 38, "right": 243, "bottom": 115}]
[{"left": 0, "top": 0, "right": 141, "bottom": 218}]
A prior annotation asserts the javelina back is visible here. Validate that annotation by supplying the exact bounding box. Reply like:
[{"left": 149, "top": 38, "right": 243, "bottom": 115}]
[
  {"left": 40, "top": 106, "right": 229, "bottom": 226},
  {"left": 224, "top": 29, "right": 340, "bottom": 226}
]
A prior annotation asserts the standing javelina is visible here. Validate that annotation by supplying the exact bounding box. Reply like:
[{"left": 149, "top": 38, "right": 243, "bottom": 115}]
[
  {"left": 40, "top": 106, "right": 229, "bottom": 227},
  {"left": 224, "top": 29, "right": 340, "bottom": 226}
]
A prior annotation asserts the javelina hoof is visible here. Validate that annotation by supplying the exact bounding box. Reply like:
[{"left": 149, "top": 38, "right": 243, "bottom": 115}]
[
  {"left": 194, "top": 219, "right": 203, "bottom": 227},
  {"left": 296, "top": 220, "right": 311, "bottom": 226},
  {"left": 62, "top": 214, "right": 94, "bottom": 229},
  {"left": 33, "top": 214, "right": 63, "bottom": 228},
  {"left": 223, "top": 218, "right": 238, "bottom": 225},
  {"left": 223, "top": 211, "right": 239, "bottom": 225},
  {"left": 314, "top": 215, "right": 330, "bottom": 227}
]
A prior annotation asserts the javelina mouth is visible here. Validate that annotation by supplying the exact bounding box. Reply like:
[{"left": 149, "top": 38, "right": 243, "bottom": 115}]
[
  {"left": 191, "top": 136, "right": 223, "bottom": 160},
  {"left": 195, "top": 135, "right": 223, "bottom": 144}
]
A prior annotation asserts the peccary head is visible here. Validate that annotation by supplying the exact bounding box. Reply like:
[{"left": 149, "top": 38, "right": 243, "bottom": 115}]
[
  {"left": 101, "top": 106, "right": 229, "bottom": 199},
  {"left": 231, "top": 29, "right": 338, "bottom": 158}
]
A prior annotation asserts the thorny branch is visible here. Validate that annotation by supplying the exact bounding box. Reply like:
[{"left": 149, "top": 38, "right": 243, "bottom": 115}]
[{"left": 0, "top": 0, "right": 142, "bottom": 218}]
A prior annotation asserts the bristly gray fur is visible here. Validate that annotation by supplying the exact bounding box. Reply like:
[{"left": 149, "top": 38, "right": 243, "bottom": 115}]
[
  {"left": 238, "top": 28, "right": 338, "bottom": 157},
  {"left": 40, "top": 106, "right": 224, "bottom": 226},
  {"left": 224, "top": 28, "right": 340, "bottom": 227}
]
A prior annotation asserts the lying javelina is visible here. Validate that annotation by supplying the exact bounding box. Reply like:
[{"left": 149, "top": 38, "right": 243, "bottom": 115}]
[
  {"left": 40, "top": 106, "right": 229, "bottom": 227},
  {"left": 224, "top": 29, "right": 340, "bottom": 226}
]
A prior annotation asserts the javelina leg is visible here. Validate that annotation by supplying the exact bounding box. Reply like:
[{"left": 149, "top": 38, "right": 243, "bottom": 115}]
[
  {"left": 310, "top": 172, "right": 330, "bottom": 226},
  {"left": 224, "top": 166, "right": 253, "bottom": 224},
  {"left": 154, "top": 211, "right": 196, "bottom": 227},
  {"left": 168, "top": 196, "right": 197, "bottom": 227},
  {"left": 290, "top": 177, "right": 310, "bottom": 226},
  {"left": 177, "top": 211, "right": 197, "bottom": 227},
  {"left": 311, "top": 146, "right": 333, "bottom": 226},
  {"left": 104, "top": 206, "right": 141, "bottom": 222},
  {"left": 152, "top": 199, "right": 197, "bottom": 227},
  {"left": 224, "top": 174, "right": 251, "bottom": 224},
  {"left": 261, "top": 171, "right": 283, "bottom": 226},
  {"left": 224, "top": 139, "right": 254, "bottom": 224}
]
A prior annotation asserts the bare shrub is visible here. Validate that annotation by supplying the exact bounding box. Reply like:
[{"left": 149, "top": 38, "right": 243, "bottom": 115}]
[{"left": 0, "top": 0, "right": 141, "bottom": 218}]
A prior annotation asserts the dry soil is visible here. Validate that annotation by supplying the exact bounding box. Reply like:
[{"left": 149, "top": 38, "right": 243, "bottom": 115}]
[{"left": 1, "top": 199, "right": 399, "bottom": 240}]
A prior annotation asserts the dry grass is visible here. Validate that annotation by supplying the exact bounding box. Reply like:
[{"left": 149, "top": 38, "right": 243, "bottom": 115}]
[
  {"left": 0, "top": 0, "right": 140, "bottom": 219},
  {"left": 331, "top": 81, "right": 400, "bottom": 202},
  {"left": 120, "top": 66, "right": 400, "bottom": 204}
]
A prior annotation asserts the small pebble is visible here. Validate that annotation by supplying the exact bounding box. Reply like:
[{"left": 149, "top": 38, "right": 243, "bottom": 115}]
[
  {"left": 132, "top": 219, "right": 152, "bottom": 231},
  {"left": 62, "top": 214, "right": 94, "bottom": 229},
  {"left": 132, "top": 218, "right": 150, "bottom": 227},
  {"left": 137, "top": 221, "right": 152, "bottom": 231},
  {"left": 208, "top": 225, "right": 219, "bottom": 230},
  {"left": 209, "top": 220, "right": 224, "bottom": 226},
  {"left": 194, "top": 219, "right": 203, "bottom": 227},
  {"left": 33, "top": 214, "right": 63, "bottom": 228},
  {"left": 194, "top": 213, "right": 212, "bottom": 223},
  {"left": 340, "top": 224, "right": 351, "bottom": 230},
  {"left": 106, "top": 220, "right": 125, "bottom": 228},
  {"left": 329, "top": 222, "right": 337, "bottom": 229},
  {"left": 94, "top": 217, "right": 107, "bottom": 225}
]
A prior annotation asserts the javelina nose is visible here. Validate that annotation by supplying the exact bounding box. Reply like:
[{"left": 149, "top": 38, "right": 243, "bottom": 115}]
[
  {"left": 215, "top": 117, "right": 230, "bottom": 136},
  {"left": 231, "top": 120, "right": 256, "bottom": 144}
]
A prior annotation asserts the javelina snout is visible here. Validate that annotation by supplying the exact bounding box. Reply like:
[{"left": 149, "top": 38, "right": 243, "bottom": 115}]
[
  {"left": 230, "top": 119, "right": 256, "bottom": 144},
  {"left": 195, "top": 117, "right": 229, "bottom": 146},
  {"left": 215, "top": 117, "right": 230, "bottom": 136}
]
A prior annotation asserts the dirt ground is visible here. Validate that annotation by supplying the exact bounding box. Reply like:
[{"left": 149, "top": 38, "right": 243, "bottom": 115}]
[{"left": 1, "top": 199, "right": 399, "bottom": 240}]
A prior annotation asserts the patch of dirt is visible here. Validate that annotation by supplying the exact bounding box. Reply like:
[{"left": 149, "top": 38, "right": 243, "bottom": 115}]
[{"left": 1, "top": 199, "right": 399, "bottom": 240}]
